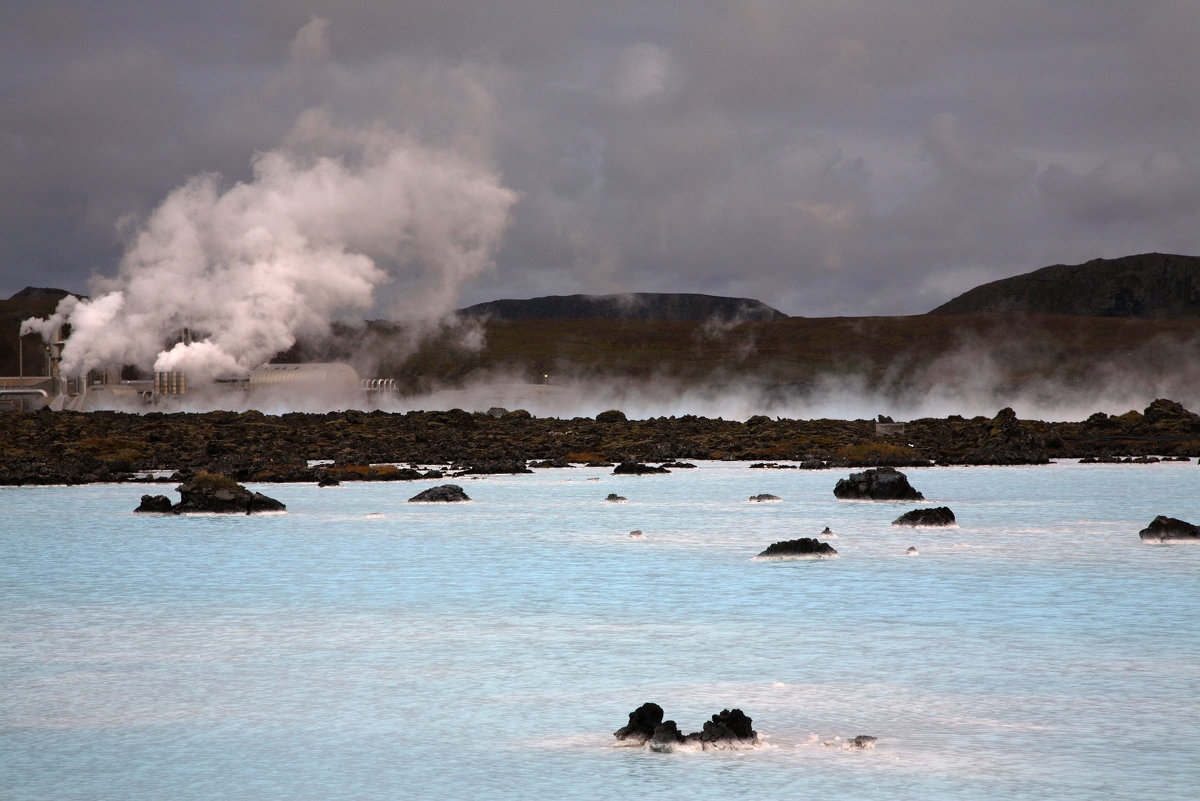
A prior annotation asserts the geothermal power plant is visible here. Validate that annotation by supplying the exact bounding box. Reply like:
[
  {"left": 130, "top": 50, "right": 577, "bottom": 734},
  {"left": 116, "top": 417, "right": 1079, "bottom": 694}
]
[{"left": 1, "top": 327, "right": 393, "bottom": 411}]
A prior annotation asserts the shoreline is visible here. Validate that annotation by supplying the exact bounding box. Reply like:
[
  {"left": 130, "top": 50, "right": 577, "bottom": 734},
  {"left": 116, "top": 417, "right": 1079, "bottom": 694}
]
[{"left": 2, "top": 398, "right": 1197, "bottom": 486}]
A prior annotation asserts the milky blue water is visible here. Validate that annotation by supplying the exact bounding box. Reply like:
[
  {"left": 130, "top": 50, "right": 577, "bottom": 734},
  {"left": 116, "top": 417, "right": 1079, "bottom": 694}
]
[{"left": 2, "top": 461, "right": 1198, "bottom": 800}]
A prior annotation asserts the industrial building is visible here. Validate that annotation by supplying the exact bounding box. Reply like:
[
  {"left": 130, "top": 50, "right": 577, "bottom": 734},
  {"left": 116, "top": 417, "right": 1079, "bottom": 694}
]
[{"left": 1, "top": 329, "right": 395, "bottom": 411}]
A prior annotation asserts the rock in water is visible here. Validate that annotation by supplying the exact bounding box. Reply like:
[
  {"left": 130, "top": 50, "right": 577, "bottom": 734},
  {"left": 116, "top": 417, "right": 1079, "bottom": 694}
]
[
  {"left": 648, "top": 720, "right": 687, "bottom": 752},
  {"left": 892, "top": 507, "right": 956, "bottom": 526},
  {"left": 698, "top": 708, "right": 758, "bottom": 746},
  {"left": 833, "top": 467, "right": 924, "bottom": 500},
  {"left": 755, "top": 537, "right": 838, "bottom": 559},
  {"left": 613, "top": 461, "right": 670, "bottom": 475},
  {"left": 843, "top": 735, "right": 877, "bottom": 750},
  {"left": 605, "top": 493, "right": 627, "bottom": 502},
  {"left": 142, "top": 473, "right": 286, "bottom": 514},
  {"left": 1138, "top": 515, "right": 1200, "bottom": 542},
  {"left": 134, "top": 494, "right": 173, "bottom": 513},
  {"left": 408, "top": 484, "right": 471, "bottom": 503},
  {"left": 749, "top": 493, "right": 781, "bottom": 502},
  {"left": 614, "top": 702, "right": 664, "bottom": 744},
  {"left": 615, "top": 705, "right": 760, "bottom": 751}
]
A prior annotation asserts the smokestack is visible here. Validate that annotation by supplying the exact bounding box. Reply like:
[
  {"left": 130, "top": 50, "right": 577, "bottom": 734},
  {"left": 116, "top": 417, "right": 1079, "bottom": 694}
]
[{"left": 50, "top": 326, "right": 65, "bottom": 396}]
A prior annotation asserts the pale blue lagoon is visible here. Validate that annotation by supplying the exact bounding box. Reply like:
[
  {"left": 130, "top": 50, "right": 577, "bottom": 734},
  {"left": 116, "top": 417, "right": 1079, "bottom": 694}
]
[{"left": 2, "top": 461, "right": 1198, "bottom": 800}]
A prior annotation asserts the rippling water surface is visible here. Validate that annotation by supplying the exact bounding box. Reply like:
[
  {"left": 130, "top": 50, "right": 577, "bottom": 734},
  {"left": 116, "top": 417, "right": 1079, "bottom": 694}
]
[{"left": 3, "top": 462, "right": 1198, "bottom": 800}]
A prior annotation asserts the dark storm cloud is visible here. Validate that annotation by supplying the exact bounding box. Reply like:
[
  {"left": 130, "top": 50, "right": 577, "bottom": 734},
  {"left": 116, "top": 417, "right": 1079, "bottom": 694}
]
[{"left": 3, "top": 1, "right": 1199, "bottom": 316}]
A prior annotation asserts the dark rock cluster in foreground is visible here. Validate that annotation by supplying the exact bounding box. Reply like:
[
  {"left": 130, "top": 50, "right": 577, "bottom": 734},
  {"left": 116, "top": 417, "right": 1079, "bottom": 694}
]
[
  {"left": 2, "top": 398, "right": 1199, "bottom": 485},
  {"left": 614, "top": 703, "right": 760, "bottom": 752}
]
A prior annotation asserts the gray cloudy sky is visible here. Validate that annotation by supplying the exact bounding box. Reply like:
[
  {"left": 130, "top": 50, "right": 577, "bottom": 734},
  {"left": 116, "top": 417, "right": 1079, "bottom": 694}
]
[{"left": 3, "top": 1, "right": 1199, "bottom": 317}]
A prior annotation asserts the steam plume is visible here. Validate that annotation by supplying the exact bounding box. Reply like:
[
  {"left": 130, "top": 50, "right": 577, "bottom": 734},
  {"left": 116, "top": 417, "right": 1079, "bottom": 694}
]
[{"left": 23, "top": 26, "right": 516, "bottom": 386}]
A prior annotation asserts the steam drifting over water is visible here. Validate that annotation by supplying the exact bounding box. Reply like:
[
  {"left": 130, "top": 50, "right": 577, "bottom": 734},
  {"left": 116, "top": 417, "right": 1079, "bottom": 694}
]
[{"left": 395, "top": 360, "right": 1200, "bottom": 423}]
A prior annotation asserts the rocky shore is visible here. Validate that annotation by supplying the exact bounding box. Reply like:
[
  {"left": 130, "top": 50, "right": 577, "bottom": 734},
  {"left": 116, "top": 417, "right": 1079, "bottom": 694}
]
[{"left": 1, "top": 399, "right": 1197, "bottom": 485}]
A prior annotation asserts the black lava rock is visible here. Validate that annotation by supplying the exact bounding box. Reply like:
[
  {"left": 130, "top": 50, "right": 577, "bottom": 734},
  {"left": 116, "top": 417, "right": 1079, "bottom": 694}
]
[
  {"left": 1138, "top": 515, "right": 1200, "bottom": 542},
  {"left": 614, "top": 702, "right": 664, "bottom": 743},
  {"left": 892, "top": 506, "right": 956, "bottom": 526},
  {"left": 408, "top": 484, "right": 471, "bottom": 503},
  {"left": 455, "top": 458, "right": 532, "bottom": 475},
  {"left": 615, "top": 704, "right": 760, "bottom": 750},
  {"left": 173, "top": 474, "right": 285, "bottom": 514},
  {"left": 613, "top": 461, "right": 670, "bottom": 475},
  {"left": 698, "top": 709, "right": 758, "bottom": 744},
  {"left": 755, "top": 537, "right": 838, "bottom": 559},
  {"left": 137, "top": 474, "right": 286, "bottom": 514},
  {"left": 833, "top": 467, "right": 924, "bottom": 500},
  {"left": 648, "top": 720, "right": 687, "bottom": 751},
  {"left": 134, "top": 494, "right": 173, "bottom": 513}
]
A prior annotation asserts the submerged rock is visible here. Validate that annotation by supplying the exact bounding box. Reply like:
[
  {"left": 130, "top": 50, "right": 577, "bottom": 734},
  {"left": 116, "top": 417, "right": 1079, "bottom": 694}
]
[
  {"left": 892, "top": 507, "right": 956, "bottom": 527},
  {"left": 829, "top": 735, "right": 878, "bottom": 750},
  {"left": 755, "top": 537, "right": 838, "bottom": 559},
  {"left": 407, "top": 484, "right": 471, "bottom": 503},
  {"left": 1138, "top": 515, "right": 1200, "bottom": 542},
  {"left": 749, "top": 493, "right": 781, "bottom": 502},
  {"left": 833, "top": 467, "right": 924, "bottom": 501},
  {"left": 605, "top": 493, "right": 628, "bottom": 502}
]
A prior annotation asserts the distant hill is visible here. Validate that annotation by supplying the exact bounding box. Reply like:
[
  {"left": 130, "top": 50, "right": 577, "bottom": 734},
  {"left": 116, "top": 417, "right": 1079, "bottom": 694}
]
[
  {"left": 7, "top": 286, "right": 76, "bottom": 302},
  {"left": 458, "top": 292, "right": 788, "bottom": 322},
  {"left": 0, "top": 287, "right": 81, "bottom": 377},
  {"left": 929, "top": 253, "right": 1200, "bottom": 318}
]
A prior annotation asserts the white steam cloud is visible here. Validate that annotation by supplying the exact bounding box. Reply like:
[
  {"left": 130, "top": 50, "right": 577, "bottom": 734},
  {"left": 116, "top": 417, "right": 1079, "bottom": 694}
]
[{"left": 23, "top": 22, "right": 516, "bottom": 386}]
